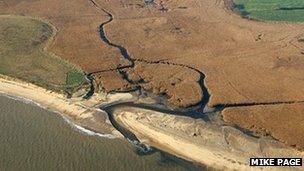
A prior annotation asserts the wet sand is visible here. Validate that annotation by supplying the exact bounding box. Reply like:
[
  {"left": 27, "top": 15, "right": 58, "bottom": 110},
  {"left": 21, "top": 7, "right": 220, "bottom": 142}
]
[{"left": 0, "top": 95, "right": 202, "bottom": 171}]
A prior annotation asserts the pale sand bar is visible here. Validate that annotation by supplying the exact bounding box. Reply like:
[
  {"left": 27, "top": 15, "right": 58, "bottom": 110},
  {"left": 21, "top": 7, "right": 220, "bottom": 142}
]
[{"left": 113, "top": 107, "right": 304, "bottom": 171}]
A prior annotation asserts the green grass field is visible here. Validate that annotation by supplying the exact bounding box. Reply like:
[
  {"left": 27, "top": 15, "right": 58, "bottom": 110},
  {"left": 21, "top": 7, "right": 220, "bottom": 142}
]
[
  {"left": 234, "top": 0, "right": 304, "bottom": 22},
  {"left": 0, "top": 16, "right": 84, "bottom": 93}
]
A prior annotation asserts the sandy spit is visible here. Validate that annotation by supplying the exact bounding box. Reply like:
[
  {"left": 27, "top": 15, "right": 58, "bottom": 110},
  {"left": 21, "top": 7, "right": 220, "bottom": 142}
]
[
  {"left": 115, "top": 112, "right": 250, "bottom": 170},
  {"left": 114, "top": 108, "right": 304, "bottom": 171}
]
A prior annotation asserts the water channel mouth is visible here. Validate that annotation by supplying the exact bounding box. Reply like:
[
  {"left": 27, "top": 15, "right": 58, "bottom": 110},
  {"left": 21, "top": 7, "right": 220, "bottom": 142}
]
[{"left": 0, "top": 94, "right": 206, "bottom": 170}]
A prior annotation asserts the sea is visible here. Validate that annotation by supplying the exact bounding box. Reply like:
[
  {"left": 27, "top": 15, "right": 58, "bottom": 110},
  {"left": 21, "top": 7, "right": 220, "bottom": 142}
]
[{"left": 0, "top": 95, "right": 204, "bottom": 171}]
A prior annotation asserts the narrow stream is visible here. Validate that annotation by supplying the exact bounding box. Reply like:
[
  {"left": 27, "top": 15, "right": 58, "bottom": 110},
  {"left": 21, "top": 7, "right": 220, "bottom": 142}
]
[{"left": 0, "top": 95, "right": 206, "bottom": 170}]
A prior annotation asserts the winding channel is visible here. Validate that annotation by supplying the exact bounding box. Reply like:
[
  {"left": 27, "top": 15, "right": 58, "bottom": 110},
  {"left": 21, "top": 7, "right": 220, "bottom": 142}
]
[
  {"left": 88, "top": 0, "right": 304, "bottom": 111},
  {"left": 88, "top": 0, "right": 211, "bottom": 111},
  {"left": 87, "top": 0, "right": 304, "bottom": 154},
  {"left": 87, "top": 0, "right": 212, "bottom": 154}
]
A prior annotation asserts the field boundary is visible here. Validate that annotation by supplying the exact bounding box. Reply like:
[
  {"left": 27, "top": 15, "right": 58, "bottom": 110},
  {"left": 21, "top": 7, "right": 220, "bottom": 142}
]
[{"left": 0, "top": 15, "right": 86, "bottom": 91}]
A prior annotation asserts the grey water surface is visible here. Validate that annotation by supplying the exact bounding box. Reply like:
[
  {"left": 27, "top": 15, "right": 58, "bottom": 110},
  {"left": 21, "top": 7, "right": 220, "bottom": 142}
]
[{"left": 0, "top": 95, "right": 204, "bottom": 171}]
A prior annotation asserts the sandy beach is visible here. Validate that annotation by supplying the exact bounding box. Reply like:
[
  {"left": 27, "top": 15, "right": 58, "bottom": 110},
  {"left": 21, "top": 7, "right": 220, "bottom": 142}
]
[
  {"left": 1, "top": 75, "right": 304, "bottom": 170},
  {"left": 0, "top": 75, "right": 119, "bottom": 136},
  {"left": 113, "top": 106, "right": 304, "bottom": 171}
]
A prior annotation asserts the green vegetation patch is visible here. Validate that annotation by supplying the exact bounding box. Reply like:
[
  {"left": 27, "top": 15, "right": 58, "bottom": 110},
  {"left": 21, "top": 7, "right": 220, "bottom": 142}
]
[
  {"left": 0, "top": 16, "right": 85, "bottom": 93},
  {"left": 234, "top": 0, "right": 304, "bottom": 22},
  {"left": 66, "top": 70, "right": 84, "bottom": 86},
  {"left": 299, "top": 37, "right": 304, "bottom": 43}
]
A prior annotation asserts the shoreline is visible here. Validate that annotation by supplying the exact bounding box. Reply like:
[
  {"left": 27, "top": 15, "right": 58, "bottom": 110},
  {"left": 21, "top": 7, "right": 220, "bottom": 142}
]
[
  {"left": 1, "top": 75, "right": 304, "bottom": 170},
  {"left": 0, "top": 75, "right": 121, "bottom": 137},
  {"left": 0, "top": 93, "right": 116, "bottom": 139},
  {"left": 0, "top": 75, "right": 206, "bottom": 169},
  {"left": 112, "top": 106, "right": 304, "bottom": 171}
]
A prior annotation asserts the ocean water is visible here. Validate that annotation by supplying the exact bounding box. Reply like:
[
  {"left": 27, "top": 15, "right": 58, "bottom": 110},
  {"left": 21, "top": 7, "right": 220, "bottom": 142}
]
[{"left": 0, "top": 95, "right": 203, "bottom": 171}]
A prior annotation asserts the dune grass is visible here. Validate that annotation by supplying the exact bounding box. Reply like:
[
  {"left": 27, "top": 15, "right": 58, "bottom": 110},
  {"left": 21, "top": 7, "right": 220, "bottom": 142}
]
[
  {"left": 234, "top": 0, "right": 304, "bottom": 22},
  {"left": 0, "top": 16, "right": 85, "bottom": 93}
]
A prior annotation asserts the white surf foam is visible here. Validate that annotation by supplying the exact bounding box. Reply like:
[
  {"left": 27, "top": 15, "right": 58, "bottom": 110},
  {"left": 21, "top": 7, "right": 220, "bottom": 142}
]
[
  {"left": 61, "top": 116, "right": 116, "bottom": 139},
  {"left": 0, "top": 92, "right": 116, "bottom": 139}
]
